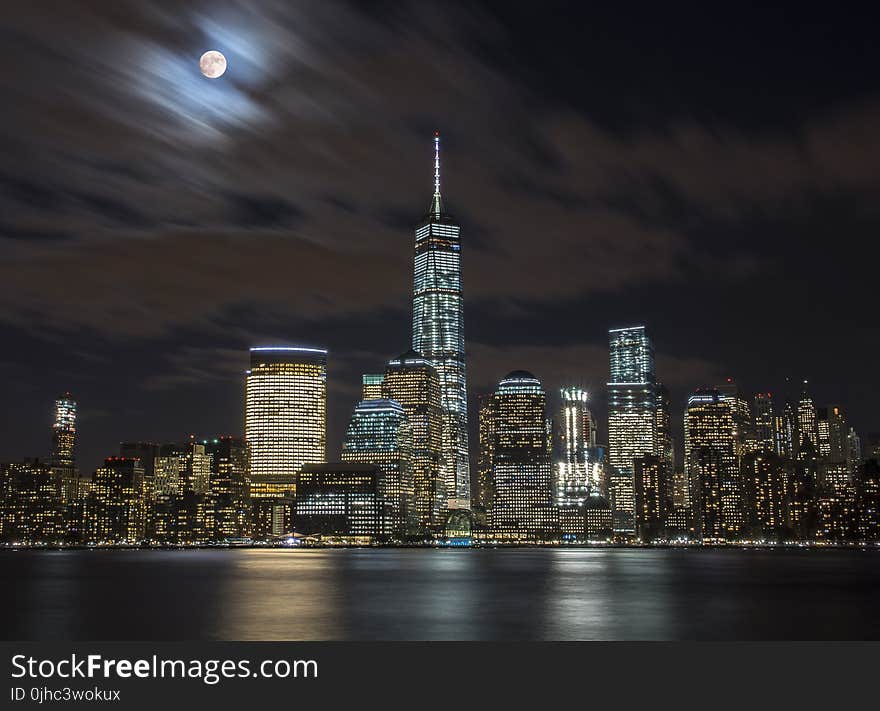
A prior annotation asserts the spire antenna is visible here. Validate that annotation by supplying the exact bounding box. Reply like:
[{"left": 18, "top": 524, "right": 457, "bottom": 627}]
[
  {"left": 429, "top": 131, "right": 443, "bottom": 217},
  {"left": 434, "top": 131, "right": 441, "bottom": 195}
]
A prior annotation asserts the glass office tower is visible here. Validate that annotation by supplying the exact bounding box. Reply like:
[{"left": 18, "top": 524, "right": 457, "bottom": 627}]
[
  {"left": 411, "top": 133, "right": 470, "bottom": 509},
  {"left": 607, "top": 326, "right": 658, "bottom": 535},
  {"left": 341, "top": 398, "right": 414, "bottom": 536},
  {"left": 486, "top": 371, "right": 556, "bottom": 539},
  {"left": 684, "top": 388, "right": 742, "bottom": 541},
  {"left": 245, "top": 346, "right": 327, "bottom": 494},
  {"left": 383, "top": 350, "right": 444, "bottom": 529},
  {"left": 50, "top": 393, "right": 77, "bottom": 503}
]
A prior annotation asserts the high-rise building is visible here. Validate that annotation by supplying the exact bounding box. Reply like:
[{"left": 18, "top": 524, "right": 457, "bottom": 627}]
[
  {"left": 741, "top": 451, "right": 790, "bottom": 541},
  {"left": 655, "top": 383, "right": 674, "bottom": 468},
  {"left": 383, "top": 350, "right": 444, "bottom": 529},
  {"left": 50, "top": 393, "right": 77, "bottom": 503},
  {"left": 634, "top": 455, "right": 670, "bottom": 542},
  {"left": 119, "top": 441, "right": 158, "bottom": 537},
  {"left": 361, "top": 374, "right": 384, "bottom": 400},
  {"left": 608, "top": 466, "right": 636, "bottom": 536},
  {"left": 797, "top": 381, "right": 819, "bottom": 460},
  {"left": 204, "top": 436, "right": 250, "bottom": 541},
  {"left": 607, "top": 326, "right": 658, "bottom": 536},
  {"left": 780, "top": 400, "right": 799, "bottom": 460},
  {"left": 411, "top": 133, "right": 470, "bottom": 509},
  {"left": 84, "top": 457, "right": 146, "bottom": 544},
  {"left": 846, "top": 428, "right": 862, "bottom": 475},
  {"left": 477, "top": 392, "right": 498, "bottom": 519},
  {"left": 0, "top": 459, "right": 59, "bottom": 544},
  {"left": 825, "top": 405, "right": 848, "bottom": 462},
  {"left": 719, "top": 378, "right": 751, "bottom": 459},
  {"left": 816, "top": 407, "right": 832, "bottom": 459},
  {"left": 855, "top": 459, "right": 880, "bottom": 541},
  {"left": 341, "top": 398, "right": 414, "bottom": 536},
  {"left": 486, "top": 372, "right": 556, "bottom": 539},
  {"left": 245, "top": 346, "right": 327, "bottom": 495},
  {"left": 753, "top": 393, "right": 776, "bottom": 454},
  {"left": 295, "top": 463, "right": 386, "bottom": 539},
  {"left": 554, "top": 387, "right": 596, "bottom": 506},
  {"left": 684, "top": 388, "right": 742, "bottom": 541}
]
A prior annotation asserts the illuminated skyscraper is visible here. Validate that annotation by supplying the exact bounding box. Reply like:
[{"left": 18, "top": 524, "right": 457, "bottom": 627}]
[
  {"left": 741, "top": 451, "right": 790, "bottom": 540},
  {"left": 50, "top": 393, "right": 77, "bottom": 503},
  {"left": 361, "top": 374, "right": 384, "bottom": 400},
  {"left": 846, "top": 427, "right": 862, "bottom": 475},
  {"left": 477, "top": 392, "right": 498, "bottom": 518},
  {"left": 411, "top": 133, "right": 470, "bottom": 509},
  {"left": 0, "top": 459, "right": 59, "bottom": 544},
  {"left": 633, "top": 455, "right": 670, "bottom": 542},
  {"left": 753, "top": 393, "right": 776, "bottom": 454},
  {"left": 486, "top": 371, "right": 556, "bottom": 539},
  {"left": 554, "top": 387, "right": 597, "bottom": 537},
  {"left": 684, "top": 388, "right": 742, "bottom": 541},
  {"left": 780, "top": 400, "right": 798, "bottom": 460},
  {"left": 719, "top": 378, "right": 751, "bottom": 459},
  {"left": 655, "top": 383, "right": 674, "bottom": 467},
  {"left": 245, "top": 346, "right": 327, "bottom": 493},
  {"left": 341, "top": 398, "right": 414, "bottom": 536},
  {"left": 204, "top": 436, "right": 250, "bottom": 541},
  {"left": 84, "top": 457, "right": 146, "bottom": 544},
  {"left": 555, "top": 387, "right": 595, "bottom": 506},
  {"left": 816, "top": 405, "right": 847, "bottom": 462},
  {"left": 607, "top": 326, "right": 657, "bottom": 535},
  {"left": 383, "top": 350, "right": 444, "bottom": 528},
  {"left": 797, "top": 381, "right": 818, "bottom": 460}
]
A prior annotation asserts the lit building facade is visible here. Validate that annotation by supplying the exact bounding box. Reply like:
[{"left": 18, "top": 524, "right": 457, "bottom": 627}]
[
  {"left": 245, "top": 346, "right": 327, "bottom": 494},
  {"left": 204, "top": 436, "right": 250, "bottom": 541},
  {"left": 411, "top": 133, "right": 470, "bottom": 509},
  {"left": 846, "top": 428, "right": 862, "bottom": 475},
  {"left": 0, "top": 459, "right": 59, "bottom": 544},
  {"left": 634, "top": 455, "right": 670, "bottom": 542},
  {"left": 655, "top": 384, "right": 674, "bottom": 467},
  {"left": 85, "top": 457, "right": 146, "bottom": 544},
  {"left": 554, "top": 387, "right": 598, "bottom": 538},
  {"left": 797, "top": 381, "right": 819, "bottom": 460},
  {"left": 486, "top": 371, "right": 556, "bottom": 539},
  {"left": 361, "top": 374, "right": 384, "bottom": 400},
  {"left": 779, "top": 400, "right": 798, "bottom": 460},
  {"left": 50, "top": 393, "right": 78, "bottom": 504},
  {"left": 741, "top": 451, "right": 790, "bottom": 540},
  {"left": 341, "top": 398, "right": 414, "bottom": 536},
  {"left": 607, "top": 326, "right": 658, "bottom": 536},
  {"left": 554, "top": 387, "right": 596, "bottom": 504},
  {"left": 817, "top": 405, "right": 847, "bottom": 462},
  {"left": 295, "top": 463, "right": 385, "bottom": 539},
  {"left": 477, "top": 392, "right": 498, "bottom": 519},
  {"left": 684, "top": 388, "right": 742, "bottom": 541},
  {"left": 383, "top": 350, "right": 444, "bottom": 529},
  {"left": 753, "top": 393, "right": 776, "bottom": 454}
]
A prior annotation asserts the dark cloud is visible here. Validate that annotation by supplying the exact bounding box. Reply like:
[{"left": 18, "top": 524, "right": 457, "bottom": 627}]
[{"left": 225, "top": 193, "right": 305, "bottom": 228}]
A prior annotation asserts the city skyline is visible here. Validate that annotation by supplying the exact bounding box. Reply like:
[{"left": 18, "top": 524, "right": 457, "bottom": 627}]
[{"left": 1, "top": 128, "right": 874, "bottom": 534}]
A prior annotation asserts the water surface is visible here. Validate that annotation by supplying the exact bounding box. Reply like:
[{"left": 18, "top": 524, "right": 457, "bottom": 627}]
[{"left": 2, "top": 548, "right": 878, "bottom": 640}]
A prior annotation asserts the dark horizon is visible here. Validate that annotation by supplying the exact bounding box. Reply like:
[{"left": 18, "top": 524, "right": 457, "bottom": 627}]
[{"left": 1, "top": 1, "right": 879, "bottom": 475}]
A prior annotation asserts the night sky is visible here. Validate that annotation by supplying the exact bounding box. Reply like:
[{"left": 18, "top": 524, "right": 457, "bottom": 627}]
[{"left": 1, "top": 1, "right": 878, "bottom": 475}]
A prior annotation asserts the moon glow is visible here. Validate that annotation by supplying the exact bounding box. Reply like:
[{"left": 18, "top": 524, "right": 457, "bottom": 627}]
[{"left": 199, "top": 50, "right": 227, "bottom": 79}]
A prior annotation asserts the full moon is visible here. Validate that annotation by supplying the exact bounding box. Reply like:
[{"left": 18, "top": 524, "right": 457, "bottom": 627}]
[{"left": 199, "top": 50, "right": 227, "bottom": 79}]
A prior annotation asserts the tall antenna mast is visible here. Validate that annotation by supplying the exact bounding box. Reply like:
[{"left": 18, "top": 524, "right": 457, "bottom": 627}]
[{"left": 434, "top": 131, "right": 441, "bottom": 197}]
